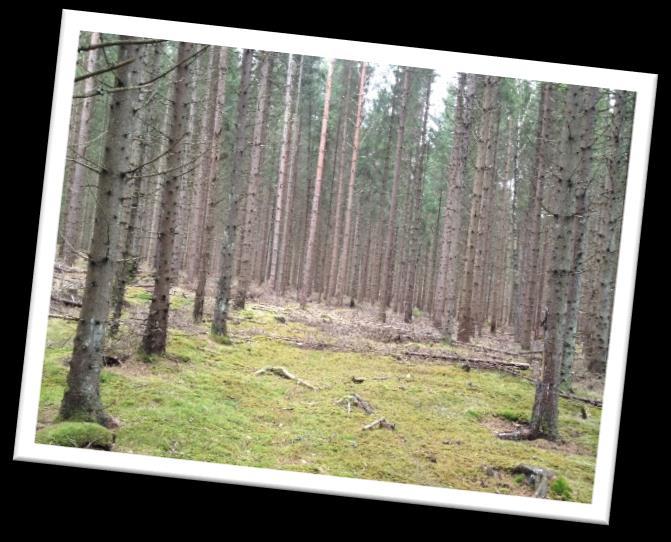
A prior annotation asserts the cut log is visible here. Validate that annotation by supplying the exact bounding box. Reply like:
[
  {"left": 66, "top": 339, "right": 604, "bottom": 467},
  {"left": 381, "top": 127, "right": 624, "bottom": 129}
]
[
  {"left": 362, "top": 418, "right": 395, "bottom": 431},
  {"left": 351, "top": 376, "right": 365, "bottom": 383},
  {"left": 254, "top": 366, "right": 319, "bottom": 390}
]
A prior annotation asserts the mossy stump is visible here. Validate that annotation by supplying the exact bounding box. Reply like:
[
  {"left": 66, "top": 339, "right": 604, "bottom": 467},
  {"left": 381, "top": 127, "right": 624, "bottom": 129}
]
[{"left": 35, "top": 422, "right": 114, "bottom": 450}]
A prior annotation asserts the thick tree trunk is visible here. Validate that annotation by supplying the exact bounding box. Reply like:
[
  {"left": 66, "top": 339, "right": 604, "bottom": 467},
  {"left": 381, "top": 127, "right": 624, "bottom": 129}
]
[
  {"left": 529, "top": 85, "right": 582, "bottom": 440},
  {"left": 59, "top": 39, "right": 138, "bottom": 426}
]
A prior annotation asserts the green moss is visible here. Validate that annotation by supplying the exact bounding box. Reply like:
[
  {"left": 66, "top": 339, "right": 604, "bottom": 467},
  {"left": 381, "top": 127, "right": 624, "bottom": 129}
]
[
  {"left": 495, "top": 409, "right": 529, "bottom": 423},
  {"left": 36, "top": 422, "right": 114, "bottom": 450},
  {"left": 38, "top": 311, "right": 601, "bottom": 502},
  {"left": 210, "top": 333, "right": 233, "bottom": 345},
  {"left": 550, "top": 476, "right": 573, "bottom": 500}
]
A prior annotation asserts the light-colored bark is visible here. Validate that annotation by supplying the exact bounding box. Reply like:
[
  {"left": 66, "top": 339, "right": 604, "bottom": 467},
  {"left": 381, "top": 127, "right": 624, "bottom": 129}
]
[{"left": 299, "top": 59, "right": 335, "bottom": 308}]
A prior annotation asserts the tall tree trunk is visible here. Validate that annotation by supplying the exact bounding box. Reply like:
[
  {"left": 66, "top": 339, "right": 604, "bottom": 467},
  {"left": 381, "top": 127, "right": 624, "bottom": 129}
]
[
  {"left": 529, "top": 85, "right": 582, "bottom": 440},
  {"left": 278, "top": 57, "right": 304, "bottom": 295},
  {"left": 59, "top": 39, "right": 139, "bottom": 426},
  {"left": 458, "top": 76, "right": 498, "bottom": 342},
  {"left": 403, "top": 74, "right": 432, "bottom": 322},
  {"left": 109, "top": 43, "right": 153, "bottom": 335},
  {"left": 588, "top": 90, "right": 629, "bottom": 374},
  {"left": 378, "top": 69, "right": 410, "bottom": 322},
  {"left": 235, "top": 52, "right": 274, "bottom": 309},
  {"left": 299, "top": 59, "right": 335, "bottom": 308},
  {"left": 520, "top": 83, "right": 553, "bottom": 350},
  {"left": 441, "top": 74, "right": 478, "bottom": 341},
  {"left": 560, "top": 86, "right": 598, "bottom": 387},
  {"left": 326, "top": 63, "right": 354, "bottom": 299},
  {"left": 62, "top": 32, "right": 102, "bottom": 265},
  {"left": 335, "top": 62, "right": 367, "bottom": 305},
  {"left": 211, "top": 49, "right": 254, "bottom": 337},
  {"left": 268, "top": 54, "right": 298, "bottom": 290},
  {"left": 141, "top": 42, "right": 195, "bottom": 355},
  {"left": 193, "top": 47, "right": 229, "bottom": 322}
]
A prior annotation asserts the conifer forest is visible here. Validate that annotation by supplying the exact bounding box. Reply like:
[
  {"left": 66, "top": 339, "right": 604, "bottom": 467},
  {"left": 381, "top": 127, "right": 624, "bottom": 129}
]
[{"left": 37, "top": 33, "right": 635, "bottom": 502}]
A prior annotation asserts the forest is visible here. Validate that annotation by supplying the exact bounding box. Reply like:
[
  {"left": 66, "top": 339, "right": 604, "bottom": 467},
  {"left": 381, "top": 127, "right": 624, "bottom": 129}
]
[{"left": 37, "top": 32, "right": 633, "bottom": 502}]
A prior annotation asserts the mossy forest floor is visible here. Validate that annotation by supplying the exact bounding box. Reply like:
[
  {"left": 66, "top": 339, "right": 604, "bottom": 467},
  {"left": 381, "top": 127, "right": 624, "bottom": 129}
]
[{"left": 40, "top": 268, "right": 604, "bottom": 502}]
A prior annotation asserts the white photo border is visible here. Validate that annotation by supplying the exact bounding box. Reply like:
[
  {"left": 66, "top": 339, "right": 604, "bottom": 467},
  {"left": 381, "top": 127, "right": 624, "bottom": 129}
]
[{"left": 14, "top": 9, "right": 657, "bottom": 525}]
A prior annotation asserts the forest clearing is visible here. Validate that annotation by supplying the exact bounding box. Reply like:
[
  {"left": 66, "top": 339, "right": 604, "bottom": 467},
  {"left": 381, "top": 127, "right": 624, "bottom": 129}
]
[{"left": 29, "top": 29, "right": 634, "bottom": 507}]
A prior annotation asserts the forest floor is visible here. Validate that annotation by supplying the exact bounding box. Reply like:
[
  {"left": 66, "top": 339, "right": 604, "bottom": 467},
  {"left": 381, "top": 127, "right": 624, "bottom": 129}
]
[{"left": 39, "top": 265, "right": 604, "bottom": 502}]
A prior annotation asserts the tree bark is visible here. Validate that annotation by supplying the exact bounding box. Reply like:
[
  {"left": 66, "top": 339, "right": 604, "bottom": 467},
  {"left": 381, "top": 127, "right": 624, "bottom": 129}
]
[
  {"left": 59, "top": 38, "right": 138, "bottom": 426},
  {"left": 141, "top": 42, "right": 195, "bottom": 355},
  {"left": 299, "top": 59, "right": 335, "bottom": 308}
]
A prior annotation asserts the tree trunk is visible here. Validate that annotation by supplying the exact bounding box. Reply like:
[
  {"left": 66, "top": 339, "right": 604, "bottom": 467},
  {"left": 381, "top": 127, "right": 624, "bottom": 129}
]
[
  {"left": 335, "top": 62, "right": 367, "bottom": 305},
  {"left": 141, "top": 42, "right": 195, "bottom": 355},
  {"left": 235, "top": 52, "right": 274, "bottom": 309},
  {"left": 378, "top": 69, "right": 410, "bottom": 322},
  {"left": 529, "top": 85, "right": 582, "bottom": 440},
  {"left": 62, "top": 32, "right": 102, "bottom": 265},
  {"left": 299, "top": 59, "right": 335, "bottom": 308},
  {"left": 211, "top": 49, "right": 254, "bottom": 337},
  {"left": 193, "top": 47, "right": 229, "bottom": 322},
  {"left": 59, "top": 39, "right": 138, "bottom": 426}
]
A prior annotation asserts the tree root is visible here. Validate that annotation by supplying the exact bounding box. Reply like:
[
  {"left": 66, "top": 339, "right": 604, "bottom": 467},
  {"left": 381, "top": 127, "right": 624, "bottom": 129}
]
[
  {"left": 362, "top": 418, "right": 395, "bottom": 431},
  {"left": 336, "top": 394, "right": 374, "bottom": 414},
  {"left": 254, "top": 366, "right": 319, "bottom": 390}
]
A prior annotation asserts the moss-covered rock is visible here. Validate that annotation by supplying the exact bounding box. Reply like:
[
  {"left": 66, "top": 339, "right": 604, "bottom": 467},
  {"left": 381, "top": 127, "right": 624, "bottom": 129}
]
[{"left": 35, "top": 422, "right": 114, "bottom": 450}]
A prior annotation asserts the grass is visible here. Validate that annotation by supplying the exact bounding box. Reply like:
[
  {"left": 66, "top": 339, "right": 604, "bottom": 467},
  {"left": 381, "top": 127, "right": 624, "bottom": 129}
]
[{"left": 37, "top": 307, "right": 601, "bottom": 502}]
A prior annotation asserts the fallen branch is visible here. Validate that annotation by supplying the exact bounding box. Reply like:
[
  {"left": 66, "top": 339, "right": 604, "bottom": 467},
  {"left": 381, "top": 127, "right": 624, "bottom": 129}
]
[
  {"left": 404, "top": 350, "right": 530, "bottom": 370},
  {"left": 254, "top": 366, "right": 319, "bottom": 391},
  {"left": 559, "top": 392, "right": 602, "bottom": 407},
  {"left": 336, "top": 394, "right": 374, "bottom": 414},
  {"left": 51, "top": 295, "right": 83, "bottom": 307},
  {"left": 49, "top": 313, "right": 79, "bottom": 321},
  {"left": 454, "top": 341, "right": 542, "bottom": 358},
  {"left": 363, "top": 418, "right": 395, "bottom": 431}
]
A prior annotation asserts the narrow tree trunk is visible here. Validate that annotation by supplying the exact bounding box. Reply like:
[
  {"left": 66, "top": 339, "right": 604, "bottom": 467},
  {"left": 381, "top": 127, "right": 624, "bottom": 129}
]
[
  {"left": 268, "top": 54, "right": 298, "bottom": 290},
  {"left": 141, "top": 42, "right": 195, "bottom": 355},
  {"left": 403, "top": 75, "right": 432, "bottom": 322},
  {"left": 299, "top": 59, "right": 335, "bottom": 308},
  {"left": 335, "top": 62, "right": 367, "bottom": 305},
  {"left": 378, "top": 69, "right": 410, "bottom": 322},
  {"left": 193, "top": 48, "right": 229, "bottom": 322},
  {"left": 235, "top": 52, "right": 274, "bottom": 309},
  {"left": 62, "top": 32, "right": 102, "bottom": 265},
  {"left": 211, "top": 49, "right": 254, "bottom": 337}
]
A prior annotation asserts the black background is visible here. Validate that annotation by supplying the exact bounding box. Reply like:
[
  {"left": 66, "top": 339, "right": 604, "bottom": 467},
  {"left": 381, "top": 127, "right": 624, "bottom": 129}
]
[{"left": 8, "top": 5, "right": 664, "bottom": 534}]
